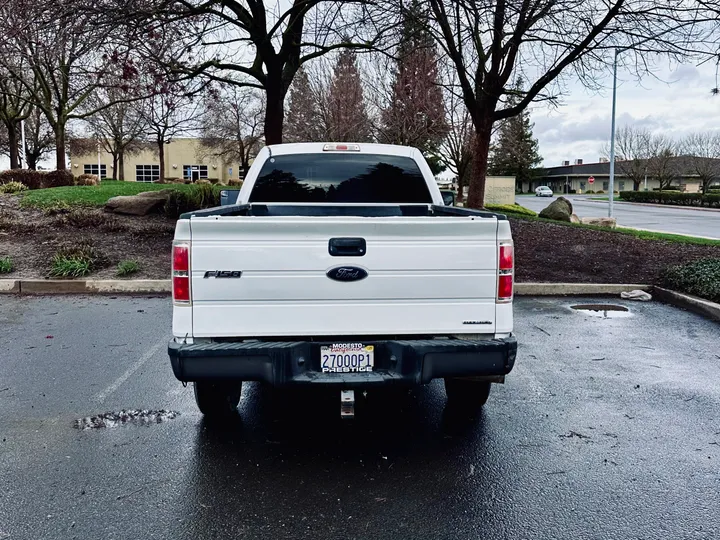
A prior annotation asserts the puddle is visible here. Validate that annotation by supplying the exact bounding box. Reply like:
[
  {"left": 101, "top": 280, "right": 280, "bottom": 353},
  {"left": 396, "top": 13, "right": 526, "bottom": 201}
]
[
  {"left": 74, "top": 409, "right": 180, "bottom": 430},
  {"left": 570, "top": 304, "right": 632, "bottom": 318}
]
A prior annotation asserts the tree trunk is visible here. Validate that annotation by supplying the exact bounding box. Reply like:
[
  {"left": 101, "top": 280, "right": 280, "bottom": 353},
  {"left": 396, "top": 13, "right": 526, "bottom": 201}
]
[
  {"left": 113, "top": 153, "right": 119, "bottom": 181},
  {"left": 633, "top": 180, "right": 640, "bottom": 191},
  {"left": 26, "top": 152, "right": 38, "bottom": 170},
  {"left": 158, "top": 139, "right": 165, "bottom": 183},
  {"left": 7, "top": 124, "right": 20, "bottom": 169},
  {"left": 55, "top": 124, "right": 67, "bottom": 170},
  {"left": 264, "top": 83, "right": 285, "bottom": 145},
  {"left": 466, "top": 116, "right": 493, "bottom": 209}
]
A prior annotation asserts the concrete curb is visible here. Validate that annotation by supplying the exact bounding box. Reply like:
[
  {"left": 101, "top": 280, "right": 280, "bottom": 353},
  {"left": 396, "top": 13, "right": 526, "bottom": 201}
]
[
  {"left": 652, "top": 287, "right": 720, "bottom": 322},
  {"left": 581, "top": 198, "right": 720, "bottom": 213},
  {"left": 514, "top": 283, "right": 651, "bottom": 296},
  {"left": 0, "top": 279, "right": 170, "bottom": 295}
]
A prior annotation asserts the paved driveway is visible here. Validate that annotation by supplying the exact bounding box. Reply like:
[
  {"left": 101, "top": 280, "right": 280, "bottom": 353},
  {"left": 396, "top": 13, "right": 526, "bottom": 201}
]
[
  {"left": 1, "top": 296, "right": 719, "bottom": 539},
  {"left": 518, "top": 195, "right": 720, "bottom": 239}
]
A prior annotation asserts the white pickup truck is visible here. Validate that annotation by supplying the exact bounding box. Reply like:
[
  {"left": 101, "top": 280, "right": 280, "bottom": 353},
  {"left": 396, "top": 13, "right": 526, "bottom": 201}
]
[{"left": 168, "top": 143, "right": 517, "bottom": 418}]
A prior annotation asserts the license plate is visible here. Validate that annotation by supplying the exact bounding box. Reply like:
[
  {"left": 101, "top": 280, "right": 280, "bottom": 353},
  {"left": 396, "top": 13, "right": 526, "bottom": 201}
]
[{"left": 320, "top": 343, "right": 374, "bottom": 373}]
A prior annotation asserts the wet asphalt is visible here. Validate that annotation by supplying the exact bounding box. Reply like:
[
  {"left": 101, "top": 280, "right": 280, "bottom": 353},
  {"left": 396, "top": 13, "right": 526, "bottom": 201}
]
[{"left": 1, "top": 296, "right": 719, "bottom": 539}]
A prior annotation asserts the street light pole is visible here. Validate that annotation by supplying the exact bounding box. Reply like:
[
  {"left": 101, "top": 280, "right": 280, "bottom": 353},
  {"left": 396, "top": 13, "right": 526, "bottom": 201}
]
[
  {"left": 607, "top": 48, "right": 619, "bottom": 218},
  {"left": 20, "top": 120, "right": 27, "bottom": 169}
]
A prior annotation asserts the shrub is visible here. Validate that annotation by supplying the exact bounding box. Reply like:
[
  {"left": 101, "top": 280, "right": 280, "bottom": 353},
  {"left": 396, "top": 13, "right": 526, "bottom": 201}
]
[
  {"left": 595, "top": 190, "right": 605, "bottom": 194},
  {"left": 164, "top": 183, "right": 222, "bottom": 218},
  {"left": 228, "top": 178, "right": 243, "bottom": 187},
  {"left": 620, "top": 191, "right": 720, "bottom": 208},
  {"left": 44, "top": 170, "right": 75, "bottom": 188},
  {"left": 661, "top": 258, "right": 720, "bottom": 303},
  {"left": 485, "top": 203, "right": 538, "bottom": 217},
  {"left": 75, "top": 174, "right": 99, "bottom": 186},
  {"left": 196, "top": 179, "right": 212, "bottom": 185},
  {"left": 49, "top": 242, "right": 105, "bottom": 278},
  {"left": 0, "top": 256, "right": 13, "bottom": 274},
  {"left": 55, "top": 208, "right": 124, "bottom": 231},
  {"left": 116, "top": 260, "right": 140, "bottom": 277},
  {"left": 0, "top": 181, "right": 28, "bottom": 194},
  {"left": 0, "top": 169, "right": 44, "bottom": 190}
]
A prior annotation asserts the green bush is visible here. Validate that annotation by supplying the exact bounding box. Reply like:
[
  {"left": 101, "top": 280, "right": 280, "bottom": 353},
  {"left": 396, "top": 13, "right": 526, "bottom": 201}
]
[
  {"left": 485, "top": 203, "right": 538, "bottom": 217},
  {"left": 116, "top": 260, "right": 140, "bottom": 276},
  {"left": 49, "top": 242, "right": 105, "bottom": 278},
  {"left": 0, "top": 256, "right": 13, "bottom": 274},
  {"left": 661, "top": 258, "right": 720, "bottom": 303},
  {"left": 0, "top": 181, "right": 28, "bottom": 194},
  {"left": 44, "top": 170, "right": 75, "bottom": 188},
  {"left": 164, "top": 183, "right": 222, "bottom": 218},
  {"left": 0, "top": 169, "right": 44, "bottom": 189},
  {"left": 620, "top": 191, "right": 720, "bottom": 208}
]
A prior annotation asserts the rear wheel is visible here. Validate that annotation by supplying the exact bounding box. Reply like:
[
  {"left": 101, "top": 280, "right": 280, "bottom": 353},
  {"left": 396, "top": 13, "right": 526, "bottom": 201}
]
[
  {"left": 194, "top": 381, "right": 242, "bottom": 417},
  {"left": 444, "top": 378, "right": 491, "bottom": 409}
]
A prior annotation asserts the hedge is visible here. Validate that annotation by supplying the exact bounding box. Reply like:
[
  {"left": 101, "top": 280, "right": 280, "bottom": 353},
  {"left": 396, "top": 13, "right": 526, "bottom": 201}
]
[
  {"left": 0, "top": 169, "right": 44, "bottom": 190},
  {"left": 620, "top": 191, "right": 720, "bottom": 208},
  {"left": 661, "top": 258, "right": 720, "bottom": 303}
]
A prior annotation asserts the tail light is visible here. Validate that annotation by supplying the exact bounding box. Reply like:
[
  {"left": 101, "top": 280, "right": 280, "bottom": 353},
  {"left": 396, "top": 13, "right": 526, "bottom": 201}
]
[
  {"left": 497, "top": 243, "right": 514, "bottom": 303},
  {"left": 172, "top": 242, "right": 190, "bottom": 304}
]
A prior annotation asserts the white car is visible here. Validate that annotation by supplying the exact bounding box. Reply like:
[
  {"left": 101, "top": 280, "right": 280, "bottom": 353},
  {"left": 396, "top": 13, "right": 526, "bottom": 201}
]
[
  {"left": 168, "top": 143, "right": 517, "bottom": 418},
  {"left": 535, "top": 186, "right": 553, "bottom": 197}
]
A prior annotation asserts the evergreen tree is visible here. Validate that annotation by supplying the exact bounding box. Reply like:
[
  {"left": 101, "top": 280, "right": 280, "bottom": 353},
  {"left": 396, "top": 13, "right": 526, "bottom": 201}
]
[
  {"left": 326, "top": 49, "right": 372, "bottom": 142},
  {"left": 380, "top": 1, "right": 448, "bottom": 173},
  {"left": 488, "top": 78, "right": 542, "bottom": 191},
  {"left": 285, "top": 66, "right": 324, "bottom": 143}
]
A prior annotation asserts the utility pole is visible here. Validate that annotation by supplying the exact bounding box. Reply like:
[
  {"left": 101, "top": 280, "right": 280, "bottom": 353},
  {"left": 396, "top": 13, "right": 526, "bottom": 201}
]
[
  {"left": 607, "top": 49, "right": 619, "bottom": 217},
  {"left": 20, "top": 120, "right": 27, "bottom": 168}
]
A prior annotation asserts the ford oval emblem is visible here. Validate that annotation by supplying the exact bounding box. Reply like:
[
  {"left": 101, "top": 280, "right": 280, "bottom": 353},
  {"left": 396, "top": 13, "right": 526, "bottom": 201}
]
[{"left": 327, "top": 266, "right": 368, "bottom": 282}]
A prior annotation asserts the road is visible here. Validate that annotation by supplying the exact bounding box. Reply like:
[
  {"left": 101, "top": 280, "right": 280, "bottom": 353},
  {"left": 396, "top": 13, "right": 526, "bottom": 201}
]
[
  {"left": 1, "top": 296, "right": 720, "bottom": 539},
  {"left": 518, "top": 195, "right": 720, "bottom": 239}
]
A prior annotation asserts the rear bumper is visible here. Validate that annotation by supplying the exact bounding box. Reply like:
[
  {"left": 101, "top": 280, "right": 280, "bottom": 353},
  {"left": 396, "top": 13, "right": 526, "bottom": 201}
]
[{"left": 168, "top": 337, "right": 517, "bottom": 387}]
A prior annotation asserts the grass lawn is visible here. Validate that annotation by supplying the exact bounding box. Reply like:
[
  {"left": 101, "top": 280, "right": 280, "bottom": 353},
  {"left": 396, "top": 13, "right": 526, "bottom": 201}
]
[
  {"left": 20, "top": 180, "right": 192, "bottom": 209},
  {"left": 498, "top": 210, "right": 720, "bottom": 247}
]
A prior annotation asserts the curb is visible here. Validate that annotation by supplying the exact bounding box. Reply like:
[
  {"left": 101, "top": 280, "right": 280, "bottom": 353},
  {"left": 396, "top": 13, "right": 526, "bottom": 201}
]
[
  {"left": 652, "top": 287, "right": 720, "bottom": 322},
  {"left": 514, "top": 283, "right": 651, "bottom": 296},
  {"left": 581, "top": 198, "right": 720, "bottom": 213},
  {"left": 0, "top": 279, "right": 170, "bottom": 295}
]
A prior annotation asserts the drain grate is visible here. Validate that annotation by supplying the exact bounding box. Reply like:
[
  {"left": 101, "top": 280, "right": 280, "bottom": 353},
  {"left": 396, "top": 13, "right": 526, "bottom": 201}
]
[{"left": 570, "top": 304, "right": 631, "bottom": 318}]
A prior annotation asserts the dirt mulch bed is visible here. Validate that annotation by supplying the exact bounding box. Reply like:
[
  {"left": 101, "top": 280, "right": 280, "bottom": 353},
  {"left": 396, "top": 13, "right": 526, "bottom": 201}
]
[
  {"left": 0, "top": 196, "right": 173, "bottom": 280},
  {"left": 2, "top": 194, "right": 718, "bottom": 283},
  {"left": 511, "top": 218, "right": 720, "bottom": 284}
]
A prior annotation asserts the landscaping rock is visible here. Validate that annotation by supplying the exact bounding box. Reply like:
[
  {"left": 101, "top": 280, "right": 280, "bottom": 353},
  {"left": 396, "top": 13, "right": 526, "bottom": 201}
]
[
  {"left": 580, "top": 217, "right": 617, "bottom": 228},
  {"left": 539, "top": 197, "right": 573, "bottom": 222},
  {"left": 570, "top": 214, "right": 580, "bottom": 223},
  {"left": 105, "top": 190, "right": 173, "bottom": 216}
]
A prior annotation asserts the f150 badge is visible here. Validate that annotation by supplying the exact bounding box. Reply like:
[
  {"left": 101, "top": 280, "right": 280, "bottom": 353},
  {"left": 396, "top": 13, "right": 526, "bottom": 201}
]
[
  {"left": 327, "top": 266, "right": 368, "bottom": 282},
  {"left": 204, "top": 270, "right": 242, "bottom": 278}
]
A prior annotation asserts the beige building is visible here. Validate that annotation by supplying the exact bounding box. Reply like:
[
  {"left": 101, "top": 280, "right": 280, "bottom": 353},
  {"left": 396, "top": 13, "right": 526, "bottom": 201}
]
[{"left": 70, "top": 138, "right": 243, "bottom": 183}]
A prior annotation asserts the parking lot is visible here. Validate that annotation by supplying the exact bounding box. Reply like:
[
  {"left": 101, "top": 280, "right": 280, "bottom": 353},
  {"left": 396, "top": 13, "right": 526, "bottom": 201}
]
[{"left": 1, "top": 295, "right": 719, "bottom": 539}]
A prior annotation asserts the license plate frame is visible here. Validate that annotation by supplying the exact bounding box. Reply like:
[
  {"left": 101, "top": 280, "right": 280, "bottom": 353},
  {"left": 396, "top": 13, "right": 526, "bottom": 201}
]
[{"left": 320, "top": 343, "right": 375, "bottom": 373}]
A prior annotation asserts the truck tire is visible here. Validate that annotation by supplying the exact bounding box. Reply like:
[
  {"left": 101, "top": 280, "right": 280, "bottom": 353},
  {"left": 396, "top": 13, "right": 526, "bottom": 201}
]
[
  {"left": 193, "top": 381, "right": 242, "bottom": 416},
  {"left": 444, "top": 378, "right": 491, "bottom": 408}
]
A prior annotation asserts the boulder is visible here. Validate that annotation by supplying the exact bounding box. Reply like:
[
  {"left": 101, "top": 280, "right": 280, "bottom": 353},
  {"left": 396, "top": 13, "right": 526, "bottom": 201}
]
[
  {"left": 539, "top": 197, "right": 573, "bottom": 222},
  {"left": 105, "top": 190, "right": 173, "bottom": 216},
  {"left": 580, "top": 217, "right": 617, "bottom": 228},
  {"left": 570, "top": 214, "right": 580, "bottom": 224}
]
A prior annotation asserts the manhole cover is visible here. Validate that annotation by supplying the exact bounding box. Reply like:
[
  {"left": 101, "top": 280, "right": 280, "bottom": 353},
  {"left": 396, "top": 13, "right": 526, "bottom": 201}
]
[{"left": 570, "top": 304, "right": 631, "bottom": 318}]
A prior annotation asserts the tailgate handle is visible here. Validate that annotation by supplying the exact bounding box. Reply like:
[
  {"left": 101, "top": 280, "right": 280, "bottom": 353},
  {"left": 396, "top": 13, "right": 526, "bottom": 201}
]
[{"left": 329, "top": 237, "right": 366, "bottom": 257}]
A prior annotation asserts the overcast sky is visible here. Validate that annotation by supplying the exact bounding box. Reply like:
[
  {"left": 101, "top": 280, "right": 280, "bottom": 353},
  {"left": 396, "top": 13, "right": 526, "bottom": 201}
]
[{"left": 532, "top": 61, "right": 719, "bottom": 167}]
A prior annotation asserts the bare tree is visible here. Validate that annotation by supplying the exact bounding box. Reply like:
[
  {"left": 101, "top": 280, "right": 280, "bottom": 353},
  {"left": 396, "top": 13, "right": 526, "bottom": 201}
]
[
  {"left": 23, "top": 107, "right": 56, "bottom": 170},
  {"left": 603, "top": 126, "right": 653, "bottom": 191},
  {"left": 647, "top": 136, "right": 679, "bottom": 192},
  {"left": 0, "top": 0, "right": 129, "bottom": 170},
  {"left": 681, "top": 132, "right": 720, "bottom": 195},
  {"left": 199, "top": 86, "right": 264, "bottom": 177},
  {"left": 438, "top": 85, "right": 475, "bottom": 201},
  {"left": 414, "top": 0, "right": 716, "bottom": 207},
  {"left": 84, "top": 88, "right": 147, "bottom": 180},
  {"left": 0, "top": 67, "right": 32, "bottom": 168}
]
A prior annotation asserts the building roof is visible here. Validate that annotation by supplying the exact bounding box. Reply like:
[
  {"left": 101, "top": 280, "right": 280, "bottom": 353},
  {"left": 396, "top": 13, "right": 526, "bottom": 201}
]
[{"left": 540, "top": 156, "right": 720, "bottom": 178}]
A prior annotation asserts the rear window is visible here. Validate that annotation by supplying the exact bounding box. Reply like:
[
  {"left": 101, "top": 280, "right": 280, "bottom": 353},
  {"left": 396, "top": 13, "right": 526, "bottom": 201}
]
[{"left": 248, "top": 153, "right": 432, "bottom": 203}]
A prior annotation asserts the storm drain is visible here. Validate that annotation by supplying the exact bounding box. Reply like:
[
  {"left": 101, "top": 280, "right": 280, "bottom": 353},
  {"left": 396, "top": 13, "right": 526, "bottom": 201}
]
[
  {"left": 570, "top": 304, "right": 631, "bottom": 318},
  {"left": 74, "top": 409, "right": 180, "bottom": 430}
]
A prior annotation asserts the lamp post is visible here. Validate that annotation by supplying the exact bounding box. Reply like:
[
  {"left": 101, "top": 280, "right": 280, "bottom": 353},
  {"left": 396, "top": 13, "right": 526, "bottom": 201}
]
[
  {"left": 607, "top": 48, "right": 620, "bottom": 217},
  {"left": 20, "top": 120, "right": 27, "bottom": 169}
]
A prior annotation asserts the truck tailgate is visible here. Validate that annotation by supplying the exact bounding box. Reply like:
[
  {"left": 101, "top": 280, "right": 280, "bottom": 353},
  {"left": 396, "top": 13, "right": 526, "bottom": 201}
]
[{"left": 189, "top": 216, "right": 499, "bottom": 337}]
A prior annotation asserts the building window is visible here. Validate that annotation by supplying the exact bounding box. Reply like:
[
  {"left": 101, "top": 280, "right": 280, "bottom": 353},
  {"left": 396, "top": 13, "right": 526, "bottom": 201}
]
[
  {"left": 580, "top": 182, "right": 586, "bottom": 192},
  {"left": 136, "top": 165, "right": 160, "bottom": 183},
  {"left": 603, "top": 181, "right": 609, "bottom": 191},
  {"left": 83, "top": 164, "right": 107, "bottom": 179},
  {"left": 619, "top": 181, "right": 625, "bottom": 191},
  {"left": 183, "top": 165, "right": 208, "bottom": 180}
]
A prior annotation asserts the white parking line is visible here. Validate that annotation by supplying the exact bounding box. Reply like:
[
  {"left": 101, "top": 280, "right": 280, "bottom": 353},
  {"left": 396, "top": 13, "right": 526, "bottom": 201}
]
[{"left": 93, "top": 339, "right": 166, "bottom": 403}]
